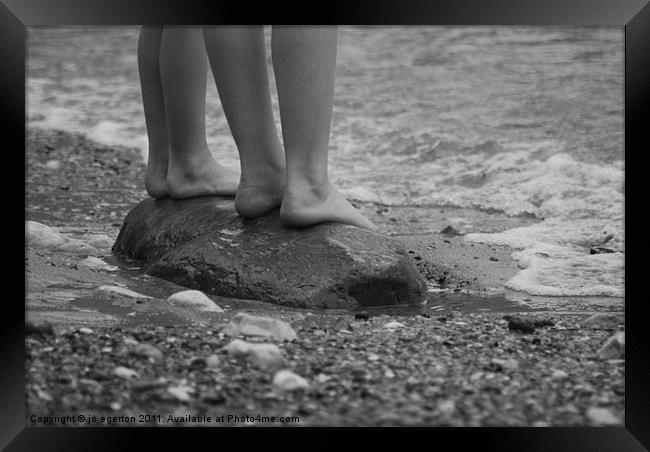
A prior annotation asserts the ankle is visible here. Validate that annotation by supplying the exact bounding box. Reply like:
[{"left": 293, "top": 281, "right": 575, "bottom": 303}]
[
  {"left": 168, "top": 145, "right": 213, "bottom": 170},
  {"left": 284, "top": 177, "right": 332, "bottom": 201}
]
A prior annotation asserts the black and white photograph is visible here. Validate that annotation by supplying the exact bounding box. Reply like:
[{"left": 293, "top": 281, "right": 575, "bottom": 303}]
[{"left": 22, "top": 23, "right": 629, "bottom": 428}]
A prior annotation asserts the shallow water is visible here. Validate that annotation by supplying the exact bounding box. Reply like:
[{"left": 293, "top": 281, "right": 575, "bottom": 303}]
[{"left": 27, "top": 26, "right": 624, "bottom": 298}]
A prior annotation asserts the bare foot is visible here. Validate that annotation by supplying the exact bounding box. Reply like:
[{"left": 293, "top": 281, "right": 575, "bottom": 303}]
[
  {"left": 235, "top": 169, "right": 285, "bottom": 218},
  {"left": 280, "top": 181, "right": 377, "bottom": 231},
  {"left": 166, "top": 150, "right": 239, "bottom": 199}
]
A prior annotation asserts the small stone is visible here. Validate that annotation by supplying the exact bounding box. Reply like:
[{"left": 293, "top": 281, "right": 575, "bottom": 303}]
[
  {"left": 99, "top": 285, "right": 152, "bottom": 299},
  {"left": 368, "top": 353, "right": 380, "bottom": 361},
  {"left": 506, "top": 316, "right": 536, "bottom": 334},
  {"left": 384, "top": 321, "right": 405, "bottom": 330},
  {"left": 109, "top": 402, "right": 122, "bottom": 411},
  {"left": 491, "top": 358, "right": 519, "bottom": 372},
  {"left": 113, "top": 366, "right": 139, "bottom": 379},
  {"left": 273, "top": 370, "right": 309, "bottom": 392},
  {"left": 167, "top": 385, "right": 194, "bottom": 402},
  {"left": 438, "top": 399, "right": 456, "bottom": 416},
  {"left": 440, "top": 217, "right": 473, "bottom": 235},
  {"left": 315, "top": 373, "right": 331, "bottom": 383},
  {"left": 78, "top": 327, "right": 94, "bottom": 335},
  {"left": 86, "top": 234, "right": 114, "bottom": 249},
  {"left": 36, "top": 389, "right": 53, "bottom": 402},
  {"left": 224, "top": 339, "right": 286, "bottom": 370},
  {"left": 224, "top": 313, "right": 297, "bottom": 342},
  {"left": 45, "top": 159, "right": 61, "bottom": 169},
  {"left": 384, "top": 369, "right": 395, "bottom": 379},
  {"left": 354, "top": 311, "right": 370, "bottom": 321},
  {"left": 206, "top": 354, "right": 221, "bottom": 370},
  {"left": 598, "top": 332, "right": 625, "bottom": 360},
  {"left": 132, "top": 344, "right": 164, "bottom": 364},
  {"left": 581, "top": 313, "right": 623, "bottom": 330},
  {"left": 57, "top": 239, "right": 97, "bottom": 254},
  {"left": 81, "top": 256, "right": 117, "bottom": 271},
  {"left": 586, "top": 407, "right": 621, "bottom": 425},
  {"left": 551, "top": 369, "right": 569, "bottom": 381},
  {"left": 26, "top": 221, "right": 66, "bottom": 249},
  {"left": 167, "top": 290, "right": 224, "bottom": 312}
]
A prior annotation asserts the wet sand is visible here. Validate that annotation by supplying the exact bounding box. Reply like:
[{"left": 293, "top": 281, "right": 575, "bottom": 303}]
[{"left": 26, "top": 129, "right": 624, "bottom": 426}]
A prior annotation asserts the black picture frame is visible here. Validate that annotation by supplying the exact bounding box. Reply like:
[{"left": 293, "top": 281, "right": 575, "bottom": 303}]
[{"left": 3, "top": 0, "right": 648, "bottom": 449}]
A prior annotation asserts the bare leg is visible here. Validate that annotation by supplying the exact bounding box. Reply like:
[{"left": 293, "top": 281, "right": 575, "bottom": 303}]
[
  {"left": 272, "top": 26, "right": 376, "bottom": 230},
  {"left": 202, "top": 26, "right": 285, "bottom": 218},
  {"left": 138, "top": 26, "right": 169, "bottom": 198},
  {"left": 159, "top": 26, "right": 238, "bottom": 199}
]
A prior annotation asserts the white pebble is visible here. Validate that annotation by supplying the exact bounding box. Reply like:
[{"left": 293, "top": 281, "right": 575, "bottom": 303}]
[
  {"left": 167, "top": 290, "right": 224, "bottom": 312},
  {"left": 26, "top": 221, "right": 66, "bottom": 248},
  {"left": 224, "top": 339, "right": 285, "bottom": 370},
  {"left": 384, "top": 321, "right": 405, "bottom": 330},
  {"left": 167, "top": 385, "right": 194, "bottom": 402},
  {"left": 586, "top": 407, "right": 621, "bottom": 425},
  {"left": 113, "top": 366, "right": 139, "bottom": 379},
  {"left": 206, "top": 354, "right": 221, "bottom": 370},
  {"left": 438, "top": 399, "right": 456, "bottom": 416},
  {"left": 551, "top": 369, "right": 569, "bottom": 381},
  {"left": 273, "top": 370, "right": 309, "bottom": 392},
  {"left": 224, "top": 313, "right": 297, "bottom": 342},
  {"left": 78, "top": 327, "right": 94, "bottom": 335}
]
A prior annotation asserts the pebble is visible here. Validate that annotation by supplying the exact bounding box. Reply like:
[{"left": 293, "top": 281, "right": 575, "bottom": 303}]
[
  {"left": 384, "top": 369, "right": 396, "bottom": 379},
  {"left": 109, "top": 402, "right": 122, "bottom": 411},
  {"left": 586, "top": 407, "right": 621, "bottom": 425},
  {"left": 438, "top": 399, "right": 456, "bottom": 416},
  {"left": 224, "top": 339, "right": 286, "bottom": 370},
  {"left": 78, "top": 327, "right": 94, "bottom": 335},
  {"left": 57, "top": 239, "right": 97, "bottom": 254},
  {"left": 440, "top": 217, "right": 474, "bottom": 235},
  {"left": 167, "top": 290, "right": 224, "bottom": 312},
  {"left": 98, "top": 285, "right": 152, "bottom": 299},
  {"left": 384, "top": 321, "right": 405, "bottom": 330},
  {"left": 45, "top": 159, "right": 61, "bottom": 169},
  {"left": 491, "top": 358, "right": 520, "bottom": 372},
  {"left": 505, "top": 316, "right": 536, "bottom": 334},
  {"left": 368, "top": 353, "right": 380, "bottom": 361},
  {"left": 167, "top": 385, "right": 194, "bottom": 402},
  {"left": 273, "top": 370, "right": 309, "bottom": 392},
  {"left": 224, "top": 313, "right": 297, "bottom": 342},
  {"left": 26, "top": 221, "right": 66, "bottom": 248},
  {"left": 132, "top": 344, "right": 164, "bottom": 364},
  {"left": 581, "top": 313, "right": 623, "bottom": 329},
  {"left": 113, "top": 366, "right": 139, "bottom": 379},
  {"left": 315, "top": 373, "right": 331, "bottom": 383},
  {"left": 81, "top": 256, "right": 117, "bottom": 271},
  {"left": 597, "top": 332, "right": 625, "bottom": 360},
  {"left": 551, "top": 369, "right": 569, "bottom": 381},
  {"left": 85, "top": 234, "right": 114, "bottom": 249},
  {"left": 206, "top": 354, "right": 221, "bottom": 370},
  {"left": 354, "top": 311, "right": 370, "bottom": 321}
]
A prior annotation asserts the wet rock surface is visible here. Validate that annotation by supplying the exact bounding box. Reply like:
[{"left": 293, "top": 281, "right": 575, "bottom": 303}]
[{"left": 113, "top": 197, "right": 426, "bottom": 309}]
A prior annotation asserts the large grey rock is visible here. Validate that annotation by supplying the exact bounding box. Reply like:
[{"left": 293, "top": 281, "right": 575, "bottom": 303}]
[{"left": 113, "top": 197, "right": 426, "bottom": 309}]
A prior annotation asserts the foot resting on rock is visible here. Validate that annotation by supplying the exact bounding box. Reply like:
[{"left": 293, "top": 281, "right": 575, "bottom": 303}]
[
  {"left": 280, "top": 181, "right": 377, "bottom": 231},
  {"left": 166, "top": 148, "right": 239, "bottom": 199}
]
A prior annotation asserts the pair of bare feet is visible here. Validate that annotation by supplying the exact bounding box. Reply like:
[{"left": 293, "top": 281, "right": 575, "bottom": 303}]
[{"left": 144, "top": 147, "right": 377, "bottom": 231}]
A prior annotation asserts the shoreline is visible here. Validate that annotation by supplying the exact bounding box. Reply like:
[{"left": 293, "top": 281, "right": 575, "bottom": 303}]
[{"left": 26, "top": 128, "right": 624, "bottom": 426}]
